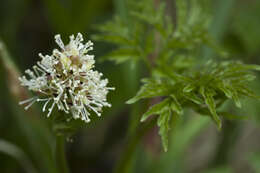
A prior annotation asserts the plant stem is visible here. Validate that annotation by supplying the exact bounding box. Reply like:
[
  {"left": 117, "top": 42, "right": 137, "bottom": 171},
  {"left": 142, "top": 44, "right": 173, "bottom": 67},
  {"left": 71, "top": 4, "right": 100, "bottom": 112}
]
[
  {"left": 55, "top": 135, "right": 69, "bottom": 173},
  {"left": 202, "top": 0, "right": 235, "bottom": 60},
  {"left": 113, "top": 119, "right": 156, "bottom": 173},
  {"left": 210, "top": 120, "right": 239, "bottom": 168}
]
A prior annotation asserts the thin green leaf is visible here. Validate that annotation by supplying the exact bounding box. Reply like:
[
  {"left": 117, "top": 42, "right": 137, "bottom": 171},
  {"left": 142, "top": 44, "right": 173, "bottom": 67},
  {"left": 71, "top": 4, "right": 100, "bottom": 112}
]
[
  {"left": 183, "top": 84, "right": 196, "bottom": 93},
  {"left": 141, "top": 98, "right": 170, "bottom": 122},
  {"left": 170, "top": 95, "right": 183, "bottom": 115},
  {"left": 200, "top": 87, "right": 222, "bottom": 130},
  {"left": 157, "top": 109, "right": 171, "bottom": 152},
  {"left": 101, "top": 48, "right": 140, "bottom": 64},
  {"left": 0, "top": 139, "right": 37, "bottom": 173},
  {"left": 237, "top": 85, "right": 260, "bottom": 99},
  {"left": 218, "top": 83, "right": 233, "bottom": 99},
  {"left": 126, "top": 78, "right": 170, "bottom": 104},
  {"left": 183, "top": 92, "right": 204, "bottom": 105},
  {"left": 231, "top": 89, "right": 241, "bottom": 108}
]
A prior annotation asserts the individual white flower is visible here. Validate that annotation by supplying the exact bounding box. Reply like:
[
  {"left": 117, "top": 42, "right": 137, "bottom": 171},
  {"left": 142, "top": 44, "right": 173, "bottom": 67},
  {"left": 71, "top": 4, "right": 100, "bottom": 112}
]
[{"left": 19, "top": 33, "right": 114, "bottom": 123}]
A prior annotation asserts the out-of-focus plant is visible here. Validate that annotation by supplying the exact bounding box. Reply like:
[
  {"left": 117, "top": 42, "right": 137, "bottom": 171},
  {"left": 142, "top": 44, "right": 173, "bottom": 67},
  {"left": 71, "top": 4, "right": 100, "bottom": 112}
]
[
  {"left": 0, "top": 139, "right": 37, "bottom": 173},
  {"left": 42, "top": 0, "right": 111, "bottom": 34},
  {"left": 94, "top": 0, "right": 260, "bottom": 154},
  {"left": 0, "top": 39, "right": 57, "bottom": 173},
  {"left": 250, "top": 152, "right": 260, "bottom": 173}
]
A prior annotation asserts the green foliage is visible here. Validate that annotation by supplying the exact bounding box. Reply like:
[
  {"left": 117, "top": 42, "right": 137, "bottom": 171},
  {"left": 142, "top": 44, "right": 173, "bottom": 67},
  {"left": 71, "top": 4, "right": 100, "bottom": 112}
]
[
  {"left": 93, "top": 0, "right": 170, "bottom": 65},
  {"left": 232, "top": 1, "right": 260, "bottom": 54},
  {"left": 250, "top": 152, "right": 260, "bottom": 173},
  {"left": 202, "top": 166, "right": 232, "bottom": 173},
  {"left": 136, "top": 97, "right": 181, "bottom": 151},
  {"left": 128, "top": 61, "right": 260, "bottom": 149},
  {"left": 95, "top": 0, "right": 260, "bottom": 152},
  {"left": 42, "top": 0, "right": 111, "bottom": 33},
  {"left": 0, "top": 139, "right": 37, "bottom": 173},
  {"left": 1, "top": 0, "right": 260, "bottom": 172},
  {"left": 0, "top": 39, "right": 58, "bottom": 173},
  {"left": 94, "top": 0, "right": 221, "bottom": 65},
  {"left": 148, "top": 116, "right": 210, "bottom": 173}
]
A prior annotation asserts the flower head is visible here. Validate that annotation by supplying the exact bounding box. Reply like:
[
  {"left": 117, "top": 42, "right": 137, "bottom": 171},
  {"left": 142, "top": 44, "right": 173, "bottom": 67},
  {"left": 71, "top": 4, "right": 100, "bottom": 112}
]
[{"left": 19, "top": 33, "right": 114, "bottom": 123}]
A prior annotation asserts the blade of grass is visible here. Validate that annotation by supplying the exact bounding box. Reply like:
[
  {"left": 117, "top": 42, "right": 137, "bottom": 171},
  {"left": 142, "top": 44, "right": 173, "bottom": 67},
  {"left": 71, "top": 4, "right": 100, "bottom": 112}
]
[
  {"left": 0, "top": 139, "right": 38, "bottom": 173},
  {"left": 0, "top": 39, "right": 58, "bottom": 173}
]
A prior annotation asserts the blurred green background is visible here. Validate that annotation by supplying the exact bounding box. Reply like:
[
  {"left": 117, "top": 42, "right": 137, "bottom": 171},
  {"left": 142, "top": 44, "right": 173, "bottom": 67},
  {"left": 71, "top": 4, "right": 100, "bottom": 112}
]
[{"left": 0, "top": 0, "right": 260, "bottom": 173}]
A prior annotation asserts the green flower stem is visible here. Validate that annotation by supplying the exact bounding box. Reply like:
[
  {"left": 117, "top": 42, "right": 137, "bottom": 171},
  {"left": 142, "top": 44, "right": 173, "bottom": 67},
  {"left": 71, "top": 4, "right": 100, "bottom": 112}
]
[
  {"left": 55, "top": 135, "right": 69, "bottom": 173},
  {"left": 113, "top": 119, "right": 156, "bottom": 173}
]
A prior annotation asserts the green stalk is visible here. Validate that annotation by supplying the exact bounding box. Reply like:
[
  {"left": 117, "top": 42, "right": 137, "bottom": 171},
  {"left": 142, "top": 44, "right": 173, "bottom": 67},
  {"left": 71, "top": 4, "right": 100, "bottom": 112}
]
[
  {"left": 112, "top": 0, "right": 159, "bottom": 172},
  {"left": 112, "top": 0, "right": 143, "bottom": 172},
  {"left": 202, "top": 0, "right": 236, "bottom": 60},
  {"left": 114, "top": 119, "right": 156, "bottom": 173},
  {"left": 55, "top": 135, "right": 69, "bottom": 173},
  {"left": 209, "top": 121, "right": 239, "bottom": 168}
]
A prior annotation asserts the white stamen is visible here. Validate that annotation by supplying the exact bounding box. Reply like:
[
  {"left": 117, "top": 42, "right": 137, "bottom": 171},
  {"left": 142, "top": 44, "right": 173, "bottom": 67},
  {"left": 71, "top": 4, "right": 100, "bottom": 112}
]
[
  {"left": 19, "top": 33, "right": 114, "bottom": 123},
  {"left": 55, "top": 34, "right": 65, "bottom": 50},
  {"left": 47, "top": 101, "right": 55, "bottom": 117},
  {"left": 24, "top": 99, "right": 37, "bottom": 110},
  {"left": 19, "top": 97, "right": 37, "bottom": 105},
  {"left": 43, "top": 99, "right": 51, "bottom": 112}
]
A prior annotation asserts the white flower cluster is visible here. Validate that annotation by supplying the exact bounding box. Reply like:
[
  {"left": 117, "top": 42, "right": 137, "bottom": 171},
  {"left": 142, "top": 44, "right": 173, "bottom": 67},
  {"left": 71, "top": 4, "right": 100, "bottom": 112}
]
[{"left": 19, "top": 33, "right": 114, "bottom": 123}]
